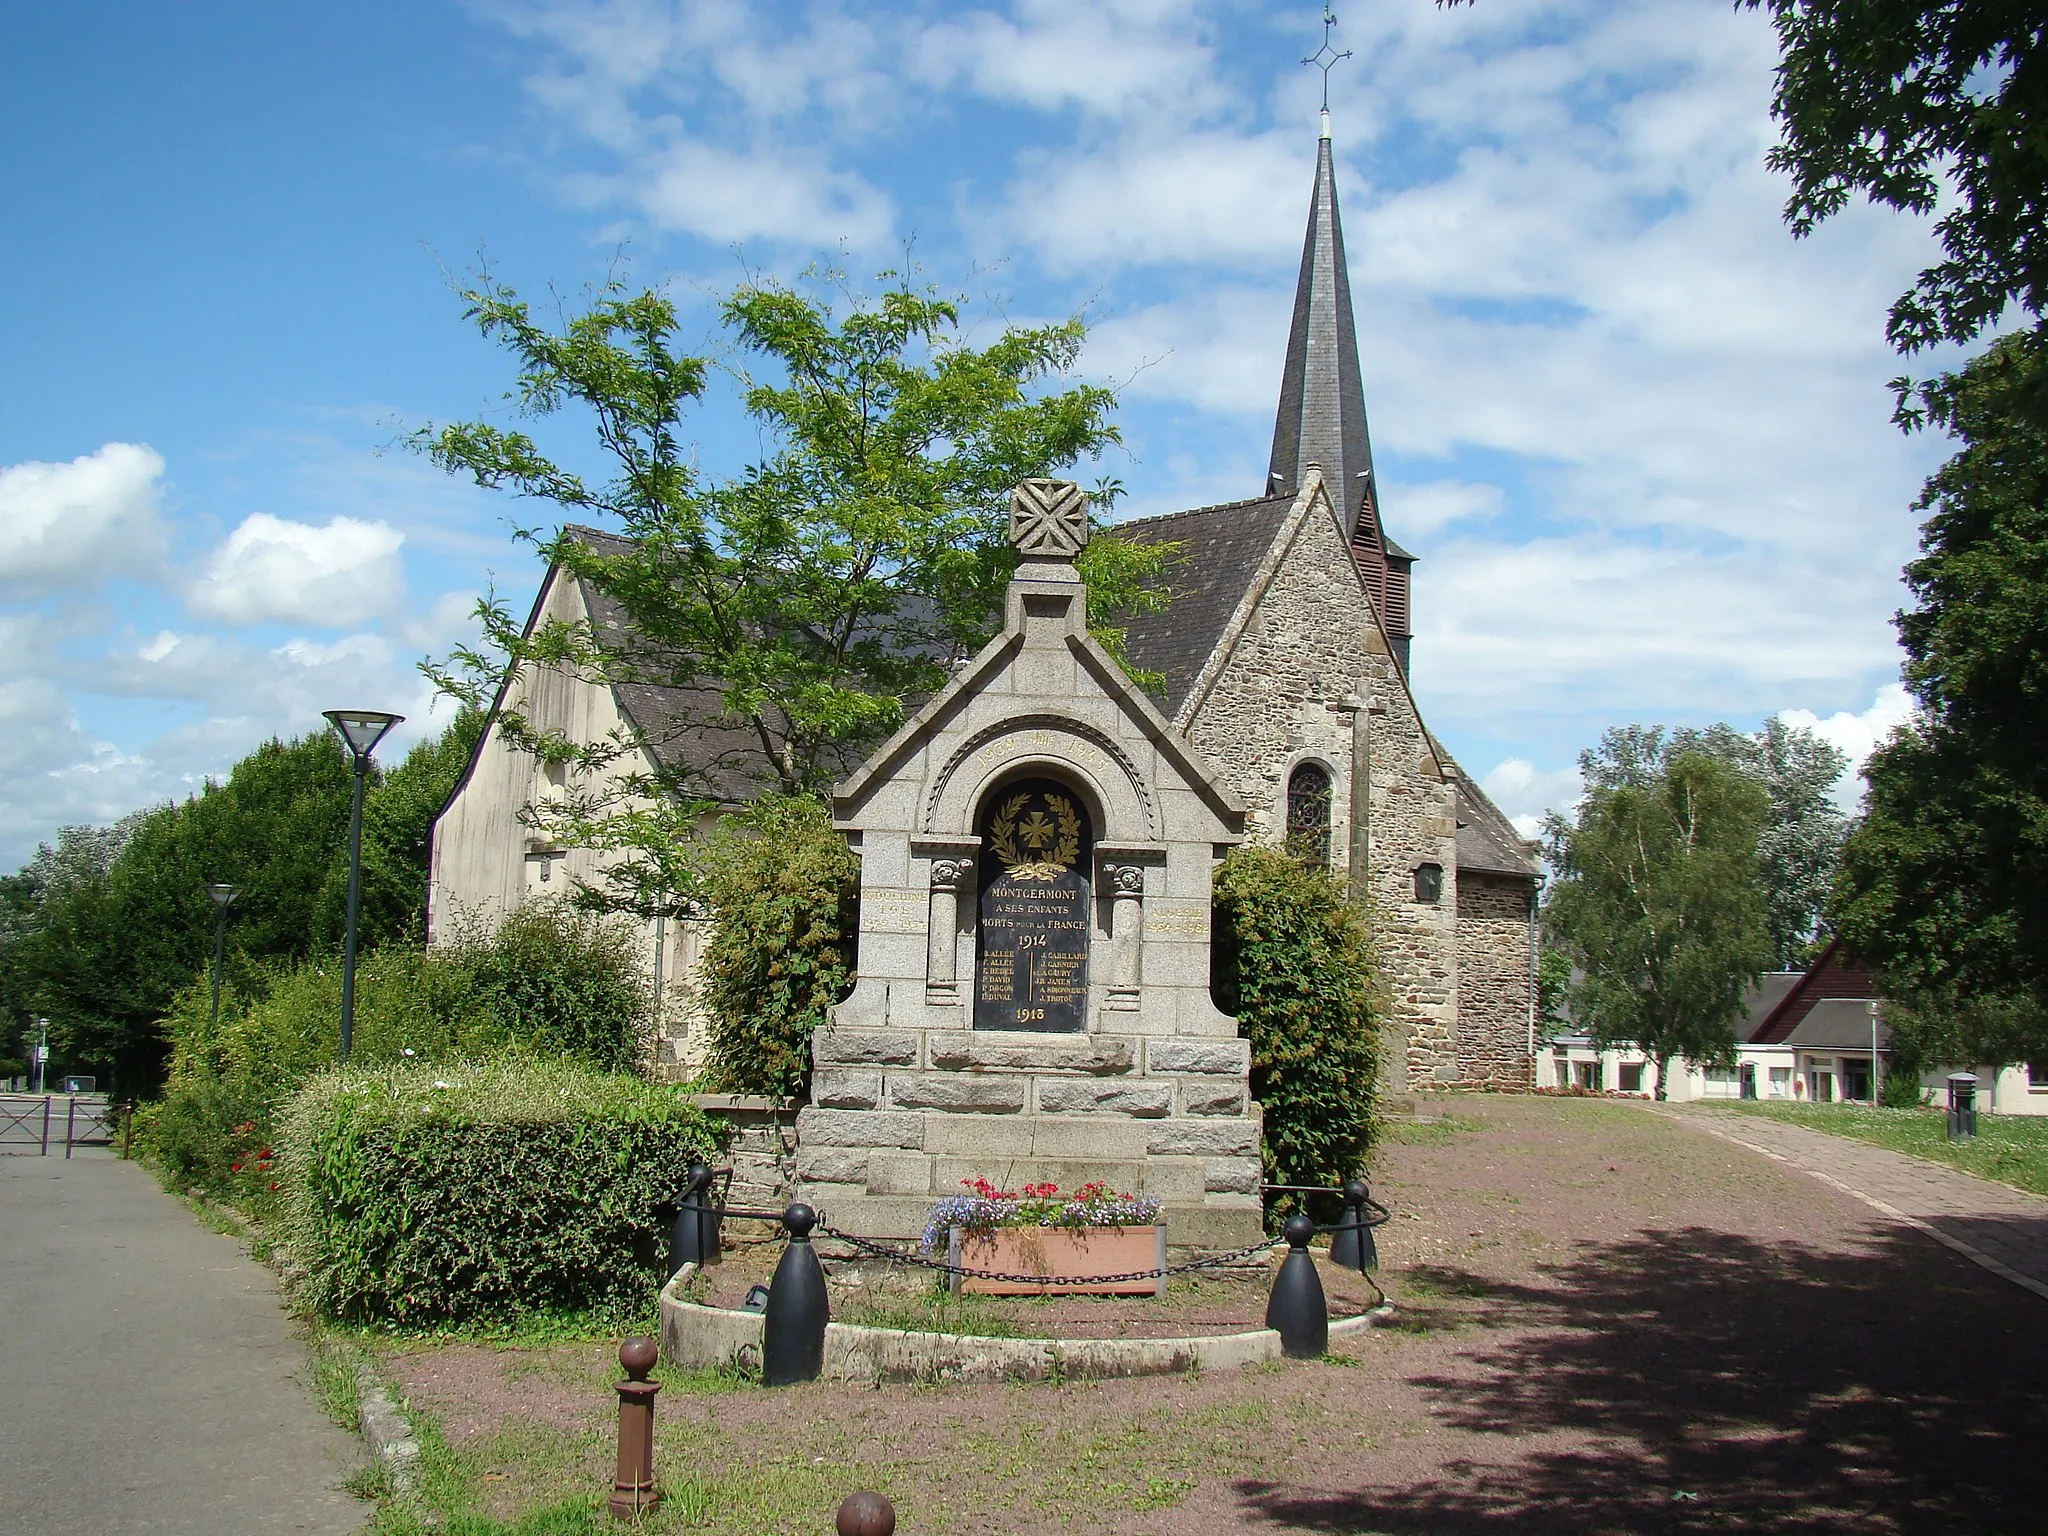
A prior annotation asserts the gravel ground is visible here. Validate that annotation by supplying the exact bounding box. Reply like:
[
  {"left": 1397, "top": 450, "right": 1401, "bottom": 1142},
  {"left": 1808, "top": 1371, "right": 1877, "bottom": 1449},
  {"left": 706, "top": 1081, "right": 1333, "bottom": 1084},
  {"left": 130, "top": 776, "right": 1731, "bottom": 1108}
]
[{"left": 388, "top": 1096, "right": 2048, "bottom": 1534}]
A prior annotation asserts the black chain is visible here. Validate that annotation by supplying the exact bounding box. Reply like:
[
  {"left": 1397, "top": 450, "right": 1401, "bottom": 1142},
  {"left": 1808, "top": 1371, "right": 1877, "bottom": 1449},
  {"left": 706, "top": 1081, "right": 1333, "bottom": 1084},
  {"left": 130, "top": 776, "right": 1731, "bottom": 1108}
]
[{"left": 815, "top": 1221, "right": 1282, "bottom": 1288}]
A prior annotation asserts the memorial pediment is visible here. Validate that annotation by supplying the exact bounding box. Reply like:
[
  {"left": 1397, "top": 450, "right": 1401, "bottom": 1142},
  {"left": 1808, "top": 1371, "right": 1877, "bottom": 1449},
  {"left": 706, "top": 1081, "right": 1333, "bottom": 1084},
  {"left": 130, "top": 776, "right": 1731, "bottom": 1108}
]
[{"left": 802, "top": 480, "right": 1262, "bottom": 1250}]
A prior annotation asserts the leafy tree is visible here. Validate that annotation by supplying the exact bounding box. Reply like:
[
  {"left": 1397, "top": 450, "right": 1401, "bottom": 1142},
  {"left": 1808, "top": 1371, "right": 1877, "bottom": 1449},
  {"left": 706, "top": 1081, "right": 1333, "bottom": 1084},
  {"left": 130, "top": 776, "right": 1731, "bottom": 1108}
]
[
  {"left": 1536, "top": 945, "right": 1574, "bottom": 1031},
  {"left": 419, "top": 269, "right": 1154, "bottom": 917},
  {"left": 1834, "top": 333, "right": 2048, "bottom": 1063},
  {"left": 695, "top": 796, "right": 859, "bottom": 1099},
  {"left": 1733, "top": 4, "right": 2048, "bottom": 1061},
  {"left": 1672, "top": 717, "right": 1849, "bottom": 967},
  {"left": 1, "top": 715, "right": 481, "bottom": 1093},
  {"left": 1543, "top": 731, "right": 1776, "bottom": 1099},
  {"left": 1212, "top": 846, "right": 1382, "bottom": 1218},
  {"left": 1742, "top": 0, "right": 2048, "bottom": 369},
  {"left": 0, "top": 818, "right": 146, "bottom": 1085}
]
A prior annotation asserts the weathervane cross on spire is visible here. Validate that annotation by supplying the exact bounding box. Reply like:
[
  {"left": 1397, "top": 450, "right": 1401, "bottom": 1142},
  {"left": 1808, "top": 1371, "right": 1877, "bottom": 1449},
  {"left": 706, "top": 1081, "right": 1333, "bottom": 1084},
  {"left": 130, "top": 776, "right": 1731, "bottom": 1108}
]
[{"left": 1303, "top": 4, "right": 1352, "bottom": 114}]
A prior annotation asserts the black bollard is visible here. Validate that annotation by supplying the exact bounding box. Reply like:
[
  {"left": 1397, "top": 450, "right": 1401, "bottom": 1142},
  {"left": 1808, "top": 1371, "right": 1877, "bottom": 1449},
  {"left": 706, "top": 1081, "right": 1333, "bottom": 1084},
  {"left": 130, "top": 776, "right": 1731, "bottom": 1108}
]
[
  {"left": 761, "top": 1203, "right": 829, "bottom": 1386},
  {"left": 1946, "top": 1073, "right": 1979, "bottom": 1142},
  {"left": 1265, "top": 1213, "right": 1329, "bottom": 1359},
  {"left": 1328, "top": 1178, "right": 1378, "bottom": 1273},
  {"left": 668, "top": 1163, "right": 719, "bottom": 1277}
]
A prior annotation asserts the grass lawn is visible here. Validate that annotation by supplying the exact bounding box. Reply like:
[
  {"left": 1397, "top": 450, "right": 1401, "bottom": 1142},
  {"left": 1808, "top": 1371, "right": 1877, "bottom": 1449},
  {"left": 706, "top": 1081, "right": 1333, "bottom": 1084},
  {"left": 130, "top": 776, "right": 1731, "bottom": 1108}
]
[{"left": 1731, "top": 1101, "right": 2048, "bottom": 1196}]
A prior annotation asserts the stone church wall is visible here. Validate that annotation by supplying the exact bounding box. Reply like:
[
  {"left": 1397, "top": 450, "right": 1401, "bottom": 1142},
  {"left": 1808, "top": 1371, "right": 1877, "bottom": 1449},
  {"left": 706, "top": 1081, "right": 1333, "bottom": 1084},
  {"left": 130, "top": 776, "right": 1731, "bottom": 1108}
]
[
  {"left": 1176, "top": 482, "right": 1463, "bottom": 1089},
  {"left": 1454, "top": 872, "right": 1535, "bottom": 1088}
]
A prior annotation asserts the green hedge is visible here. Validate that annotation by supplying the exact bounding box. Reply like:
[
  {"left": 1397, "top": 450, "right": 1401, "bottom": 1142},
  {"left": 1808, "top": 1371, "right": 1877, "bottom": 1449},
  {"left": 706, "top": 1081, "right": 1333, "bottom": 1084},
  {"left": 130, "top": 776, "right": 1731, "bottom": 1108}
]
[
  {"left": 280, "top": 1059, "right": 722, "bottom": 1326},
  {"left": 142, "top": 899, "right": 651, "bottom": 1193},
  {"left": 1212, "top": 846, "right": 1383, "bottom": 1219}
]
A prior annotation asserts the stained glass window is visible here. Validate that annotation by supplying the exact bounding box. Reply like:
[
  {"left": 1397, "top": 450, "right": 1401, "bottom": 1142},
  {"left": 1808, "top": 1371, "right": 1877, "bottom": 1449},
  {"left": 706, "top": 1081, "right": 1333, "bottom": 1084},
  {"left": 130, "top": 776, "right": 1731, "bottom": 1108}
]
[{"left": 1286, "top": 763, "right": 1333, "bottom": 865}]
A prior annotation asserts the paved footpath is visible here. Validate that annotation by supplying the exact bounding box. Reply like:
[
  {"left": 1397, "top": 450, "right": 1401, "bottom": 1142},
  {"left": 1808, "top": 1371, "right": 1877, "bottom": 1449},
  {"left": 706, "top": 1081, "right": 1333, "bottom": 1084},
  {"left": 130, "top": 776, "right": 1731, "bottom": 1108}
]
[
  {"left": 0, "top": 1151, "right": 365, "bottom": 1535},
  {"left": 1665, "top": 1104, "right": 2048, "bottom": 1304}
]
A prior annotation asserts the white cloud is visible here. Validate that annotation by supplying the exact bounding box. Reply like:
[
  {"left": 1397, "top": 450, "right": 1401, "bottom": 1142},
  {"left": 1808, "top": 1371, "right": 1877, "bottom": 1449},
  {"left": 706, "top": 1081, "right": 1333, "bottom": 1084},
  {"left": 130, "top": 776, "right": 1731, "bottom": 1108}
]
[
  {"left": 621, "top": 139, "right": 893, "bottom": 246},
  {"left": 0, "top": 442, "right": 167, "bottom": 591},
  {"left": 996, "top": 133, "right": 1304, "bottom": 273},
  {"left": 1383, "top": 480, "right": 1505, "bottom": 539},
  {"left": 915, "top": 0, "right": 1227, "bottom": 123},
  {"left": 189, "top": 513, "right": 406, "bottom": 627},
  {"left": 1781, "top": 682, "right": 1916, "bottom": 809},
  {"left": 1480, "top": 756, "right": 1584, "bottom": 840},
  {"left": 492, "top": 0, "right": 899, "bottom": 248}
]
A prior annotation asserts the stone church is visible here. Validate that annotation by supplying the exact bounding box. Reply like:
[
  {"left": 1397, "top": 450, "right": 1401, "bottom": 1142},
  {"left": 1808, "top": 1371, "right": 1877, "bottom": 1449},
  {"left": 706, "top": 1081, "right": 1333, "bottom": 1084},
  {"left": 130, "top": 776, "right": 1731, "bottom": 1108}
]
[{"left": 427, "top": 115, "right": 1539, "bottom": 1100}]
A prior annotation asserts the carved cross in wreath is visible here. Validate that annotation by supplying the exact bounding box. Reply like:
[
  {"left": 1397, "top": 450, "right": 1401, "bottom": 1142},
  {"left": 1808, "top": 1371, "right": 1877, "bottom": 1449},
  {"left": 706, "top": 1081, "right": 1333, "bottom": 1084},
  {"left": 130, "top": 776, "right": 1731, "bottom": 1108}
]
[{"left": 1009, "top": 478, "right": 1089, "bottom": 559}]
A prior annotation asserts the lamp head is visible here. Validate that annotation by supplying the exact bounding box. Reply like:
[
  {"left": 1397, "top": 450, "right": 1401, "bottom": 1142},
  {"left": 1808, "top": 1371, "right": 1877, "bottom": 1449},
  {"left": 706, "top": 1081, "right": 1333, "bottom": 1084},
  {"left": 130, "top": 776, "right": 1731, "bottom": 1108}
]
[
  {"left": 323, "top": 709, "right": 404, "bottom": 761},
  {"left": 204, "top": 883, "right": 239, "bottom": 909}
]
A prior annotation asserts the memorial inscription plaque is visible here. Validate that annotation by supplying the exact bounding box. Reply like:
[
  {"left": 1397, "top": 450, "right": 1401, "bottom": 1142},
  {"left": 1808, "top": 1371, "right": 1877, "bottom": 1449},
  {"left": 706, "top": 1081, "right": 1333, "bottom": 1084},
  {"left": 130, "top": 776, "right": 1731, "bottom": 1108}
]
[{"left": 974, "top": 777, "right": 1092, "bottom": 1031}]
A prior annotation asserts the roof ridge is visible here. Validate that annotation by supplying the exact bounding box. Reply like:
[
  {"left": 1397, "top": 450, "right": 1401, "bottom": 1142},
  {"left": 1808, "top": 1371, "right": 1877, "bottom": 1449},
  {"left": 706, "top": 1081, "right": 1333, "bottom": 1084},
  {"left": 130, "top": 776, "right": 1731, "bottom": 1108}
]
[{"left": 1116, "top": 493, "right": 1292, "bottom": 531}]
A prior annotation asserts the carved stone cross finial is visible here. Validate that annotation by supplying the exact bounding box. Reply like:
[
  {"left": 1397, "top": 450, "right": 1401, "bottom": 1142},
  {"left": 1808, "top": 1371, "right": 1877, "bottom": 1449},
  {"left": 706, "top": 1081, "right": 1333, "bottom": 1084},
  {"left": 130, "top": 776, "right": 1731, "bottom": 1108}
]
[{"left": 1009, "top": 479, "right": 1089, "bottom": 560}]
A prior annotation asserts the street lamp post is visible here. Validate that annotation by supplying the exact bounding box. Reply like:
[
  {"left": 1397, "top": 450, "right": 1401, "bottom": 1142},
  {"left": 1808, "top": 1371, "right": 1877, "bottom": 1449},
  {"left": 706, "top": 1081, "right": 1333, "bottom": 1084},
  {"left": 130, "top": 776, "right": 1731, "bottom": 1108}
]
[
  {"left": 323, "top": 709, "right": 404, "bottom": 1064},
  {"left": 205, "top": 883, "right": 239, "bottom": 1032},
  {"left": 1868, "top": 997, "right": 1882, "bottom": 1107}
]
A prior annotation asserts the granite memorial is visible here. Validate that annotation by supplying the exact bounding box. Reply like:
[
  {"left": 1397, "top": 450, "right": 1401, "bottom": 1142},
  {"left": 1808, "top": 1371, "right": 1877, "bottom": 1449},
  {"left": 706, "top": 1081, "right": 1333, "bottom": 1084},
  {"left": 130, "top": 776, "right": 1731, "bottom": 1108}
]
[{"left": 797, "top": 479, "right": 1265, "bottom": 1249}]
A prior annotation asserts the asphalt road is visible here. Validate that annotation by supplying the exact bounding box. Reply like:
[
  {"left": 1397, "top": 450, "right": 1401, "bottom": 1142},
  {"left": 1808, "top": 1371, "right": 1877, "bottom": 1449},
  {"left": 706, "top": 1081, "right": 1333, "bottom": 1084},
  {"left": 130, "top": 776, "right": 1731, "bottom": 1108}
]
[{"left": 0, "top": 1150, "right": 365, "bottom": 1534}]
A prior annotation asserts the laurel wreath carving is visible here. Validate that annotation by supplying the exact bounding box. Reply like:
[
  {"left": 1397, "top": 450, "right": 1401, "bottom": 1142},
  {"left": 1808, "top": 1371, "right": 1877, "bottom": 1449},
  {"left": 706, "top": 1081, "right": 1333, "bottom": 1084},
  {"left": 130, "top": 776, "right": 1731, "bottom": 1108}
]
[{"left": 988, "top": 790, "right": 1082, "bottom": 881}]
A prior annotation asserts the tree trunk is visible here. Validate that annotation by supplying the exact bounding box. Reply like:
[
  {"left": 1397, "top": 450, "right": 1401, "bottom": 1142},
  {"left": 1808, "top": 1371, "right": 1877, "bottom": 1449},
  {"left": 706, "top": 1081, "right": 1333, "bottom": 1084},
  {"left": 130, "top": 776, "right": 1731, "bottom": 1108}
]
[{"left": 1655, "top": 1053, "right": 1671, "bottom": 1102}]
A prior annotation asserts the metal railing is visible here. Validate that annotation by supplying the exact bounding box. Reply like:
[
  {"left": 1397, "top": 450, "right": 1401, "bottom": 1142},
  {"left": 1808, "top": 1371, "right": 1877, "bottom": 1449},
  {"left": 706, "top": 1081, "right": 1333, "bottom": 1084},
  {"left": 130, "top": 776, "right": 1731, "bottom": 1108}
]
[{"left": 0, "top": 1095, "right": 126, "bottom": 1157}]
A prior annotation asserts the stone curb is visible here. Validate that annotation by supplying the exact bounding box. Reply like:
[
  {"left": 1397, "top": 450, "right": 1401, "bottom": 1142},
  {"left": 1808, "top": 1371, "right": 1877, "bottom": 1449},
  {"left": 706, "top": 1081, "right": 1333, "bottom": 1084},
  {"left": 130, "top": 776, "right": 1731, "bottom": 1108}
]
[
  {"left": 1654, "top": 1108, "right": 2048, "bottom": 1307},
  {"left": 659, "top": 1264, "right": 1391, "bottom": 1383},
  {"left": 355, "top": 1368, "right": 421, "bottom": 1499}
]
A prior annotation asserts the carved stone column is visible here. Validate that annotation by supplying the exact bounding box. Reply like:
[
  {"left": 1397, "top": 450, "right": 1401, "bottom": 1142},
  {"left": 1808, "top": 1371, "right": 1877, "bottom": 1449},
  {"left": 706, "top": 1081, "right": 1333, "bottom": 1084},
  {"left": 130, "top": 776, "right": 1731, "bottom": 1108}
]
[
  {"left": 1103, "top": 863, "right": 1145, "bottom": 1011},
  {"left": 925, "top": 857, "right": 971, "bottom": 1004}
]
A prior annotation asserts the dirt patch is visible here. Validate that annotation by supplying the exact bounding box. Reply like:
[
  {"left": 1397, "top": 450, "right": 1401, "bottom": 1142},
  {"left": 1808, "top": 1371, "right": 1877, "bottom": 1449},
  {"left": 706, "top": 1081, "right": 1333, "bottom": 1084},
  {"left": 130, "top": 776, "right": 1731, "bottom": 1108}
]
[
  {"left": 387, "top": 1097, "right": 2048, "bottom": 1534},
  {"left": 390, "top": 1343, "right": 614, "bottom": 1446}
]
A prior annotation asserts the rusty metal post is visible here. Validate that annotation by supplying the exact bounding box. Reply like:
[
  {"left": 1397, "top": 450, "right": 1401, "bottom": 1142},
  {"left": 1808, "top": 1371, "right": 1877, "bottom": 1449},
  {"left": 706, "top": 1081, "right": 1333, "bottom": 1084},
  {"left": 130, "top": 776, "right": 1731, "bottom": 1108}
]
[
  {"left": 607, "top": 1336, "right": 661, "bottom": 1519},
  {"left": 837, "top": 1490, "right": 897, "bottom": 1535}
]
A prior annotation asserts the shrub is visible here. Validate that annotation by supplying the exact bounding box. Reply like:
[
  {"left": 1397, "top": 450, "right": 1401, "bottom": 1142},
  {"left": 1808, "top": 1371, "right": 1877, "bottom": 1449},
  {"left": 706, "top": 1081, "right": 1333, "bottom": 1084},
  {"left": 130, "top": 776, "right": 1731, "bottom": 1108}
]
[
  {"left": 280, "top": 1058, "right": 723, "bottom": 1325},
  {"left": 698, "top": 796, "right": 858, "bottom": 1098},
  {"left": 1211, "top": 846, "right": 1383, "bottom": 1220},
  {"left": 141, "top": 900, "right": 652, "bottom": 1193},
  {"left": 433, "top": 901, "right": 652, "bottom": 1073}
]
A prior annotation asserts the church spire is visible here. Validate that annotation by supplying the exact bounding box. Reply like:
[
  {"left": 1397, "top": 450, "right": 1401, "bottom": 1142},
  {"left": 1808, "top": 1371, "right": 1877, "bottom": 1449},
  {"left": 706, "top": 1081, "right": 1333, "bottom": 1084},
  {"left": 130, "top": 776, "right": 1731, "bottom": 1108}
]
[
  {"left": 1266, "top": 101, "right": 1414, "bottom": 671},
  {"left": 1267, "top": 115, "right": 1375, "bottom": 533}
]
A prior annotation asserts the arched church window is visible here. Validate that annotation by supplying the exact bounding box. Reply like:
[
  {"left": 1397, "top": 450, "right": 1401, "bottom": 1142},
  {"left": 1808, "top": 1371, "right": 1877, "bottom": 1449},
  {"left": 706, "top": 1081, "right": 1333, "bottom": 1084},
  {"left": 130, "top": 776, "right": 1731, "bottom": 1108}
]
[{"left": 1286, "top": 763, "right": 1333, "bottom": 865}]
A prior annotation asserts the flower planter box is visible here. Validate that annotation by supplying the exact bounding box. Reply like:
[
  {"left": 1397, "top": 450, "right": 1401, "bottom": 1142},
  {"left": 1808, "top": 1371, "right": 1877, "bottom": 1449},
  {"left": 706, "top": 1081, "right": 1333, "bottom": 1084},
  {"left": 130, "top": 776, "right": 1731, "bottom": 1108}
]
[{"left": 947, "top": 1224, "right": 1167, "bottom": 1297}]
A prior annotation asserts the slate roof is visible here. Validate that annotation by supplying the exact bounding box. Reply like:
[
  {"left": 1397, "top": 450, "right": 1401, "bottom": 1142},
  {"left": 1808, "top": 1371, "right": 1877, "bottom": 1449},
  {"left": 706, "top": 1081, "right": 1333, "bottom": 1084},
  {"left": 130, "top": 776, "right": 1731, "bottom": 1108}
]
[
  {"left": 1747, "top": 938, "right": 1878, "bottom": 1045},
  {"left": 1739, "top": 974, "right": 1803, "bottom": 1038},
  {"left": 555, "top": 526, "right": 871, "bottom": 803},
  {"left": 1781, "top": 999, "right": 1890, "bottom": 1053},
  {"left": 1113, "top": 493, "right": 1295, "bottom": 716},
  {"left": 1454, "top": 787, "right": 1536, "bottom": 879}
]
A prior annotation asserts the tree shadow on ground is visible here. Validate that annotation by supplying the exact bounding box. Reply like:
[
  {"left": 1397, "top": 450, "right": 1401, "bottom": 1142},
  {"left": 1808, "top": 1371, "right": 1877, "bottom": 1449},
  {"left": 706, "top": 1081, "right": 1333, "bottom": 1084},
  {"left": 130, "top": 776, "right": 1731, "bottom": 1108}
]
[{"left": 1237, "top": 1221, "right": 2048, "bottom": 1534}]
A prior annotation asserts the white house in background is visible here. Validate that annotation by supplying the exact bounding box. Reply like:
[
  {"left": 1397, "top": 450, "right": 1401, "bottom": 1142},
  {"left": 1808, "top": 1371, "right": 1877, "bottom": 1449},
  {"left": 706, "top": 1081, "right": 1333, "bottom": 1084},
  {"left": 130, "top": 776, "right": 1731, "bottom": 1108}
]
[{"left": 1542, "top": 938, "right": 2048, "bottom": 1114}]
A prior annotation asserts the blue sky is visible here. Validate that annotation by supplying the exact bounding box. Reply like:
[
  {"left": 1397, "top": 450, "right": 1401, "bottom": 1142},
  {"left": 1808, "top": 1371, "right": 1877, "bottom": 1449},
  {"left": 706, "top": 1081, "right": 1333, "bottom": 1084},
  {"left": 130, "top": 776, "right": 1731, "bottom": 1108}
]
[{"left": 0, "top": 0, "right": 1949, "bottom": 866}]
